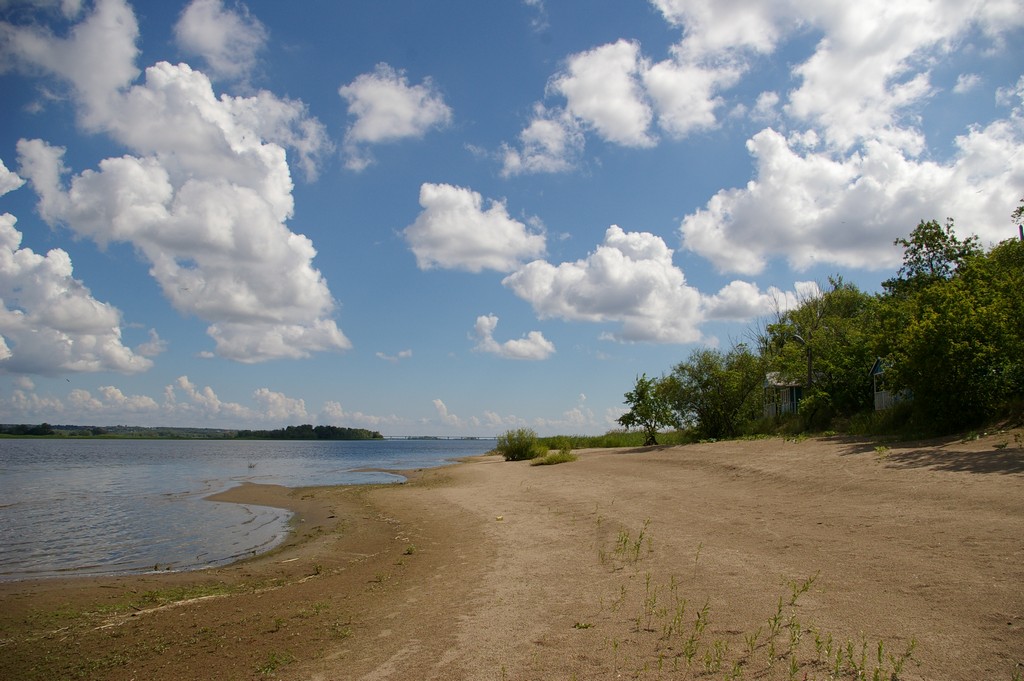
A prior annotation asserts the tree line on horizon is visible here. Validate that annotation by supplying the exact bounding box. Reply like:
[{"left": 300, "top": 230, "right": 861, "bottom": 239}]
[
  {"left": 0, "top": 423, "right": 384, "bottom": 440},
  {"left": 619, "top": 205, "right": 1024, "bottom": 445},
  {"left": 234, "top": 424, "right": 384, "bottom": 440}
]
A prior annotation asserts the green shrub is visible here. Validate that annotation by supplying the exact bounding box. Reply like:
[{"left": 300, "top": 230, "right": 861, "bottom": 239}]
[
  {"left": 531, "top": 451, "right": 578, "bottom": 466},
  {"left": 531, "top": 439, "right": 577, "bottom": 466},
  {"left": 497, "top": 428, "right": 544, "bottom": 461}
]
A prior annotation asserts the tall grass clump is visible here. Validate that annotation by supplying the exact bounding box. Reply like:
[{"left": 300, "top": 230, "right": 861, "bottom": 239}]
[
  {"left": 531, "top": 438, "right": 578, "bottom": 465},
  {"left": 540, "top": 430, "right": 694, "bottom": 450},
  {"left": 496, "top": 428, "right": 546, "bottom": 461}
]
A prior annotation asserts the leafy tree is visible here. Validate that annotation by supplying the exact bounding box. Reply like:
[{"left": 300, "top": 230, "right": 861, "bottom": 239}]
[
  {"left": 879, "top": 227, "right": 1024, "bottom": 431},
  {"left": 883, "top": 218, "right": 980, "bottom": 294},
  {"left": 617, "top": 374, "right": 675, "bottom": 446},
  {"left": 764, "top": 278, "right": 876, "bottom": 424},
  {"left": 663, "top": 345, "right": 764, "bottom": 440}
]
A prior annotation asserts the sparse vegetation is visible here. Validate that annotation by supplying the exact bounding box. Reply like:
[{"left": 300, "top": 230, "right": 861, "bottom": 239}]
[
  {"left": 530, "top": 450, "right": 578, "bottom": 465},
  {"left": 587, "top": 521, "right": 925, "bottom": 680}
]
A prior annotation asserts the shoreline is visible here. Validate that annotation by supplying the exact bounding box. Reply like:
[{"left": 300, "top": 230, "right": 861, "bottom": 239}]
[{"left": 2, "top": 435, "right": 1021, "bottom": 680}]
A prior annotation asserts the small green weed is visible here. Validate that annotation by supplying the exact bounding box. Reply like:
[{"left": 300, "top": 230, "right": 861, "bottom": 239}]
[{"left": 257, "top": 651, "right": 295, "bottom": 676}]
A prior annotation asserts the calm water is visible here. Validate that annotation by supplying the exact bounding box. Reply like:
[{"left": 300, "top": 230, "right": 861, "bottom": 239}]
[{"left": 0, "top": 438, "right": 493, "bottom": 581}]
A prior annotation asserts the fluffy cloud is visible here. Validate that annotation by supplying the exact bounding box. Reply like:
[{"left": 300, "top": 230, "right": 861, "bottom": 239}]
[
  {"left": 642, "top": 57, "right": 742, "bottom": 139},
  {"left": 252, "top": 387, "right": 308, "bottom": 421},
  {"left": 502, "top": 0, "right": 1024, "bottom": 286},
  {"left": 669, "top": 0, "right": 1024, "bottom": 274},
  {"left": 338, "top": 63, "right": 452, "bottom": 171},
  {"left": 4, "top": 1, "right": 343, "bottom": 364},
  {"left": 432, "top": 398, "right": 464, "bottom": 429},
  {"left": 173, "top": 0, "right": 268, "bottom": 82},
  {"left": 502, "top": 32, "right": 746, "bottom": 172},
  {"left": 319, "top": 400, "right": 399, "bottom": 429},
  {"left": 503, "top": 225, "right": 705, "bottom": 343},
  {"left": 549, "top": 39, "right": 655, "bottom": 148},
  {"left": 0, "top": 0, "right": 141, "bottom": 129},
  {"left": 504, "top": 224, "right": 810, "bottom": 342},
  {"left": 471, "top": 314, "right": 555, "bottom": 360},
  {"left": 500, "top": 103, "right": 583, "bottom": 177},
  {"left": 0, "top": 158, "right": 25, "bottom": 196},
  {"left": 953, "top": 73, "right": 982, "bottom": 94},
  {"left": 13, "top": 67, "right": 346, "bottom": 362},
  {"left": 702, "top": 280, "right": 816, "bottom": 321},
  {"left": 0, "top": 213, "right": 153, "bottom": 375},
  {"left": 96, "top": 385, "right": 159, "bottom": 412},
  {"left": 166, "top": 375, "right": 253, "bottom": 422},
  {"left": 681, "top": 116, "right": 1024, "bottom": 274},
  {"left": 404, "top": 183, "right": 546, "bottom": 273}
]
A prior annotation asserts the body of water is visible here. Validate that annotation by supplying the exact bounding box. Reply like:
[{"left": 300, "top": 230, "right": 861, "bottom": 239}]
[{"left": 0, "top": 438, "right": 493, "bottom": 581}]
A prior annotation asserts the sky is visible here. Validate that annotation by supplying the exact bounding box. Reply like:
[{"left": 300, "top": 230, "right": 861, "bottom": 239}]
[{"left": 0, "top": 0, "right": 1021, "bottom": 436}]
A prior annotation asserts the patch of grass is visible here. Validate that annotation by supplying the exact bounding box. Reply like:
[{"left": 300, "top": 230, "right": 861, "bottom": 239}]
[
  {"left": 130, "top": 582, "right": 238, "bottom": 609},
  {"left": 539, "top": 429, "right": 694, "bottom": 450},
  {"left": 256, "top": 650, "right": 295, "bottom": 676},
  {"left": 530, "top": 450, "right": 578, "bottom": 466},
  {"left": 590, "top": 528, "right": 927, "bottom": 681}
]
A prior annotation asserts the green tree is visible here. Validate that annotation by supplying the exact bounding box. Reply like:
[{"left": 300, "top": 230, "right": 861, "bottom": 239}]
[
  {"left": 663, "top": 345, "right": 764, "bottom": 440},
  {"left": 617, "top": 374, "right": 675, "bottom": 446},
  {"left": 879, "top": 222, "right": 1024, "bottom": 431},
  {"left": 763, "top": 277, "right": 876, "bottom": 424},
  {"left": 883, "top": 218, "right": 980, "bottom": 294}
]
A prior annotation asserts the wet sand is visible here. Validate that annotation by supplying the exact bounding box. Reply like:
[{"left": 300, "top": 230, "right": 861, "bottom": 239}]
[{"left": 1, "top": 433, "right": 1022, "bottom": 680}]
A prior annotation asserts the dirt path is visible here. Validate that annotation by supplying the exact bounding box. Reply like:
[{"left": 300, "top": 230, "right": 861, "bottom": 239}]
[{"left": 2, "top": 433, "right": 1022, "bottom": 680}]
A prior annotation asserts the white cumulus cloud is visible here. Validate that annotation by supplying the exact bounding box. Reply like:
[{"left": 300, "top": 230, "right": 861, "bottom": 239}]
[
  {"left": 0, "top": 158, "right": 25, "bottom": 196},
  {"left": 504, "top": 224, "right": 812, "bottom": 342},
  {"left": 549, "top": 39, "right": 655, "bottom": 148},
  {"left": 173, "top": 0, "right": 268, "bottom": 82},
  {"left": 503, "top": 225, "right": 705, "bottom": 343},
  {"left": 339, "top": 63, "right": 452, "bottom": 171},
  {"left": 319, "top": 400, "right": 399, "bottom": 429},
  {"left": 471, "top": 314, "right": 555, "bottom": 360},
  {"left": 4, "top": 1, "right": 343, "bottom": 364},
  {"left": 701, "top": 280, "right": 813, "bottom": 321},
  {"left": 252, "top": 387, "right": 308, "bottom": 422},
  {"left": 168, "top": 375, "right": 253, "bottom": 421},
  {"left": 500, "top": 103, "right": 583, "bottom": 177},
  {"left": 0, "top": 0, "right": 141, "bottom": 129},
  {"left": 432, "top": 398, "right": 464, "bottom": 429},
  {"left": 0, "top": 213, "right": 153, "bottom": 375},
  {"left": 681, "top": 116, "right": 1024, "bottom": 275},
  {"left": 13, "top": 62, "right": 347, "bottom": 362},
  {"left": 404, "top": 183, "right": 546, "bottom": 273}
]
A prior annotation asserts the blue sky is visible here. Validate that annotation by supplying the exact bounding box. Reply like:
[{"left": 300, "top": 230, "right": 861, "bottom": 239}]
[{"left": 0, "top": 0, "right": 1022, "bottom": 436}]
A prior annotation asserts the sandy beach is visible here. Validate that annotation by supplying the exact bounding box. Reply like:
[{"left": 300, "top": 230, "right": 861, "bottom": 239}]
[{"left": 1, "top": 433, "right": 1022, "bottom": 680}]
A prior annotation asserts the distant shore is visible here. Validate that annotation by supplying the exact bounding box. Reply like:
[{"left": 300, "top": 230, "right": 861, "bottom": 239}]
[{"left": 2, "top": 433, "right": 1022, "bottom": 680}]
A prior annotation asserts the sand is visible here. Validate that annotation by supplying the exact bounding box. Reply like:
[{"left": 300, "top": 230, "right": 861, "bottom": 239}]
[{"left": 1, "top": 432, "right": 1022, "bottom": 680}]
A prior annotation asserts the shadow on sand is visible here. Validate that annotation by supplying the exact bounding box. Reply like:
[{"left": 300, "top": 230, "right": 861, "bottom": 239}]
[{"left": 836, "top": 435, "right": 1024, "bottom": 475}]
